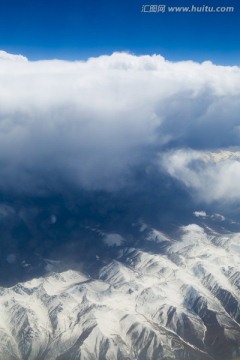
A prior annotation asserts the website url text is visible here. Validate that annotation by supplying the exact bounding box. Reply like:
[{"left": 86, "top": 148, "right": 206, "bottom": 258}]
[{"left": 141, "top": 5, "right": 235, "bottom": 13}]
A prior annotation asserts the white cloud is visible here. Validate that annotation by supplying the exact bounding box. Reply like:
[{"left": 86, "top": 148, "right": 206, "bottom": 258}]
[
  {"left": 0, "top": 51, "right": 240, "bottom": 196},
  {"left": 211, "top": 213, "right": 225, "bottom": 221},
  {"left": 193, "top": 211, "right": 207, "bottom": 218},
  {"left": 0, "top": 50, "right": 27, "bottom": 62},
  {"left": 193, "top": 211, "right": 225, "bottom": 221},
  {"left": 161, "top": 149, "right": 240, "bottom": 202},
  {"left": 103, "top": 233, "right": 124, "bottom": 247}
]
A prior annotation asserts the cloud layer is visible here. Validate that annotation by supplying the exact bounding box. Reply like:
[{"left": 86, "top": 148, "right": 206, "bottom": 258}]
[
  {"left": 161, "top": 150, "right": 240, "bottom": 203},
  {"left": 0, "top": 50, "right": 240, "bottom": 201}
]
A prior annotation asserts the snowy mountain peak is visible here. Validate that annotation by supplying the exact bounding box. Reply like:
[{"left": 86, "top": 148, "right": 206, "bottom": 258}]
[{"left": 0, "top": 223, "right": 239, "bottom": 359}]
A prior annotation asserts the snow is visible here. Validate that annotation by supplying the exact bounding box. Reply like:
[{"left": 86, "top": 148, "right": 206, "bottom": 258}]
[
  {"left": 0, "top": 223, "right": 239, "bottom": 359},
  {"left": 95, "top": 310, "right": 120, "bottom": 338},
  {"left": 146, "top": 228, "right": 170, "bottom": 243}
]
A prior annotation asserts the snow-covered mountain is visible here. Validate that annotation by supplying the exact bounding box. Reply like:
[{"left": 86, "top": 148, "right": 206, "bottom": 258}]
[{"left": 0, "top": 223, "right": 239, "bottom": 360}]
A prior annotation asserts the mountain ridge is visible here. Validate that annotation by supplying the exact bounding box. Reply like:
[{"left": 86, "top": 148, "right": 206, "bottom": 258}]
[{"left": 0, "top": 222, "right": 239, "bottom": 360}]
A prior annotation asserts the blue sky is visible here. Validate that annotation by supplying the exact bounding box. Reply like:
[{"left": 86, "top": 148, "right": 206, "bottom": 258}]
[{"left": 0, "top": 0, "right": 239, "bottom": 64}]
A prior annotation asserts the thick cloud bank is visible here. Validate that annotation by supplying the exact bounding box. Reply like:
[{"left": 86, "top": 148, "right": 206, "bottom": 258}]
[{"left": 0, "top": 50, "right": 240, "bottom": 201}]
